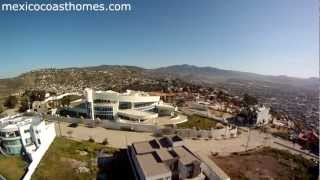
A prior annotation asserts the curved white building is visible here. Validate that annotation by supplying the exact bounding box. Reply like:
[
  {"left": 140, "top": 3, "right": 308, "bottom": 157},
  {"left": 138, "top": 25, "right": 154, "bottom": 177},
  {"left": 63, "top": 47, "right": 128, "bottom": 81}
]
[
  {"left": 0, "top": 114, "right": 56, "bottom": 157},
  {"left": 84, "top": 88, "right": 176, "bottom": 122}
]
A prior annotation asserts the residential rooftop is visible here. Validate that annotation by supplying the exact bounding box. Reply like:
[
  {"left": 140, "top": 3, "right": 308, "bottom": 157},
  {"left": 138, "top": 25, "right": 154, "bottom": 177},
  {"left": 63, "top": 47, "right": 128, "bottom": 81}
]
[
  {"left": 136, "top": 153, "right": 171, "bottom": 178},
  {"left": 129, "top": 136, "right": 205, "bottom": 179},
  {"left": 172, "top": 146, "right": 198, "bottom": 165},
  {"left": 0, "top": 114, "right": 42, "bottom": 130}
]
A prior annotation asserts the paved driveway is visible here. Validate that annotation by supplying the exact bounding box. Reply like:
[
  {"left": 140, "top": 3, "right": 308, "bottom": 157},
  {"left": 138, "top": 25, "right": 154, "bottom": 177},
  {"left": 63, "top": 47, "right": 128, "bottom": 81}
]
[
  {"left": 55, "top": 122, "right": 317, "bottom": 160},
  {"left": 56, "top": 122, "right": 154, "bottom": 148}
]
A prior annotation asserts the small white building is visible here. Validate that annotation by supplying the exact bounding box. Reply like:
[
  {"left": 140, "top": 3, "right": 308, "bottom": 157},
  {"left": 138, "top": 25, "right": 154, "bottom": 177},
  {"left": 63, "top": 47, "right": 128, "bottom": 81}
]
[
  {"left": 0, "top": 114, "right": 56, "bottom": 158},
  {"left": 0, "top": 114, "right": 56, "bottom": 180}
]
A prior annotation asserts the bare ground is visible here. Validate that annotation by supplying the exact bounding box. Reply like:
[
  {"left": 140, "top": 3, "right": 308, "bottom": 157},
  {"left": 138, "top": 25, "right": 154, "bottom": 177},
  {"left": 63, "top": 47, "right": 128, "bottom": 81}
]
[{"left": 211, "top": 147, "right": 318, "bottom": 180}]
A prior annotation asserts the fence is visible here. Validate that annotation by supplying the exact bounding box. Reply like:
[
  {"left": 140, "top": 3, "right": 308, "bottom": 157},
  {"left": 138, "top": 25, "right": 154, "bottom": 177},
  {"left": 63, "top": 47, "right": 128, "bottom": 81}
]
[
  {"left": 47, "top": 116, "right": 157, "bottom": 132},
  {"left": 47, "top": 115, "right": 238, "bottom": 139},
  {"left": 174, "top": 126, "right": 238, "bottom": 139}
]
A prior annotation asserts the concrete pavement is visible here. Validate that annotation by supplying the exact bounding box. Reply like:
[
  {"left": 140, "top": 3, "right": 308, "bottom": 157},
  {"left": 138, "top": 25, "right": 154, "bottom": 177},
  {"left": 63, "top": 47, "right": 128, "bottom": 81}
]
[
  {"left": 54, "top": 121, "right": 317, "bottom": 160},
  {"left": 55, "top": 121, "right": 154, "bottom": 148}
]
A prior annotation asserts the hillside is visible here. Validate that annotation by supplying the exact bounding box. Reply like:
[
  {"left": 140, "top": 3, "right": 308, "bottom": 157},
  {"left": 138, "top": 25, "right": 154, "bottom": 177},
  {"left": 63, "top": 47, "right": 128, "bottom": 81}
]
[
  {"left": 0, "top": 65, "right": 195, "bottom": 96},
  {"left": 0, "top": 64, "right": 317, "bottom": 129},
  {"left": 151, "top": 64, "right": 318, "bottom": 89},
  {"left": 0, "top": 64, "right": 317, "bottom": 96}
]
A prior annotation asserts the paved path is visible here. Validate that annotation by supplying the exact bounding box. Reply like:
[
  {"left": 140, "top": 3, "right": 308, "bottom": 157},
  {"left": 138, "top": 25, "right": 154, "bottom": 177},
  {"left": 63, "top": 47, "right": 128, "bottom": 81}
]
[
  {"left": 56, "top": 122, "right": 154, "bottom": 148},
  {"left": 55, "top": 122, "right": 317, "bottom": 160},
  {"left": 184, "top": 128, "right": 317, "bottom": 160}
]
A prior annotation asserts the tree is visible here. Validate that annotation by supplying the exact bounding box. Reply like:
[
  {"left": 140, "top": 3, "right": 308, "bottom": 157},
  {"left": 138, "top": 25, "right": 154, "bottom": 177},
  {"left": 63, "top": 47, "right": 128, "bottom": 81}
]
[
  {"left": 24, "top": 90, "right": 46, "bottom": 102},
  {"left": 102, "top": 138, "right": 109, "bottom": 145},
  {"left": 176, "top": 99, "right": 185, "bottom": 107},
  {"left": 242, "top": 93, "right": 258, "bottom": 107},
  {"left": 19, "top": 96, "right": 29, "bottom": 112},
  {"left": 269, "top": 106, "right": 282, "bottom": 120},
  {"left": 0, "top": 104, "right": 3, "bottom": 114},
  {"left": 88, "top": 136, "right": 95, "bottom": 143},
  {"left": 239, "top": 107, "right": 258, "bottom": 125},
  {"left": 61, "top": 96, "right": 71, "bottom": 107},
  {"left": 4, "top": 95, "right": 18, "bottom": 109}
]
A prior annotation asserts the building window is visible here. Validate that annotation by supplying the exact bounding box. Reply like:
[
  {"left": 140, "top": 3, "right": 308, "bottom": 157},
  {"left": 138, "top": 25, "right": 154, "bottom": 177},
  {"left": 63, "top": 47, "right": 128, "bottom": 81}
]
[
  {"left": 25, "top": 138, "right": 33, "bottom": 145},
  {"left": 3, "top": 139, "right": 21, "bottom": 145},
  {"left": 7, "top": 132, "right": 15, "bottom": 137},
  {"left": 0, "top": 132, "right": 5, "bottom": 137},
  {"left": 24, "top": 129, "right": 30, "bottom": 133},
  {"left": 134, "top": 102, "right": 154, "bottom": 108},
  {"left": 94, "top": 107, "right": 113, "bottom": 112},
  {"left": 119, "top": 102, "right": 132, "bottom": 109},
  {"left": 14, "top": 131, "right": 20, "bottom": 136}
]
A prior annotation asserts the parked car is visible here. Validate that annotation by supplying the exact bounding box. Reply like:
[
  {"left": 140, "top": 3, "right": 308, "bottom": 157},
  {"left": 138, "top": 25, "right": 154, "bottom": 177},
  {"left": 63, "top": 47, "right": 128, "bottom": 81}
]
[{"left": 68, "top": 122, "right": 79, "bottom": 128}]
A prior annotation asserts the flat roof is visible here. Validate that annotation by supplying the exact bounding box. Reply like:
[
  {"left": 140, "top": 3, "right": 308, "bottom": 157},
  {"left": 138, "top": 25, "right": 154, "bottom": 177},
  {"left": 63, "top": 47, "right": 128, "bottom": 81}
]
[
  {"left": 136, "top": 153, "right": 171, "bottom": 178},
  {"left": 173, "top": 146, "right": 198, "bottom": 165},
  {"left": 155, "top": 149, "right": 173, "bottom": 162},
  {"left": 118, "top": 109, "right": 157, "bottom": 119},
  {"left": 0, "top": 115, "right": 42, "bottom": 130},
  {"left": 133, "top": 140, "right": 160, "bottom": 154}
]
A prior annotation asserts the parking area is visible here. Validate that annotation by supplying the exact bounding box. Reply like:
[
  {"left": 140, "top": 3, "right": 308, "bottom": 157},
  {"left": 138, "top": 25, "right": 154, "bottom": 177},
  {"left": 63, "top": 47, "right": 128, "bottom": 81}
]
[
  {"left": 55, "top": 122, "right": 154, "bottom": 148},
  {"left": 55, "top": 121, "right": 317, "bottom": 160}
]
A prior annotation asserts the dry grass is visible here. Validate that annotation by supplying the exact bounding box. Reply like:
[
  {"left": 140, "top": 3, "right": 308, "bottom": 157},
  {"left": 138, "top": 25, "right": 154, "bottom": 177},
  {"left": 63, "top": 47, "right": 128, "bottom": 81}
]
[
  {"left": 211, "top": 147, "right": 319, "bottom": 180},
  {"left": 0, "top": 155, "right": 27, "bottom": 180},
  {"left": 32, "top": 137, "right": 118, "bottom": 180}
]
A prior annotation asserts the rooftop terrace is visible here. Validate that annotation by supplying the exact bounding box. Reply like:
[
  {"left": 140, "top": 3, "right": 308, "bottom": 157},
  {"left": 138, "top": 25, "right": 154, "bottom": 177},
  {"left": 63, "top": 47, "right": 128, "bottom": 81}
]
[{"left": 0, "top": 114, "right": 42, "bottom": 130}]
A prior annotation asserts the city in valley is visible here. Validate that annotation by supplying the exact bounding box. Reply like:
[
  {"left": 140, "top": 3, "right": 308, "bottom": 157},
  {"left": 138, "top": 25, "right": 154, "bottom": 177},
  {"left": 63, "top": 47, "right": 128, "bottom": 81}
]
[
  {"left": 0, "top": 65, "right": 318, "bottom": 180},
  {"left": 0, "top": 0, "right": 318, "bottom": 179}
]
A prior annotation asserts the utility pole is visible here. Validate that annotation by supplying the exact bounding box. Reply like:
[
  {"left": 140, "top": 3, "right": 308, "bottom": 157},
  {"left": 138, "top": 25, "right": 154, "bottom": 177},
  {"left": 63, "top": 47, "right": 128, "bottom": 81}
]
[
  {"left": 27, "top": 96, "right": 31, "bottom": 111},
  {"left": 245, "top": 127, "right": 251, "bottom": 151},
  {"left": 58, "top": 117, "right": 62, "bottom": 136},
  {"left": 54, "top": 96, "right": 62, "bottom": 137}
]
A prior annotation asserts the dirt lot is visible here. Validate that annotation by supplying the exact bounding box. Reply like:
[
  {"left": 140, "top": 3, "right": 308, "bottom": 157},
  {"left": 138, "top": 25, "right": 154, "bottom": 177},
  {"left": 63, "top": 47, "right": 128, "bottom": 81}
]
[
  {"left": 211, "top": 147, "right": 319, "bottom": 180},
  {"left": 32, "top": 137, "right": 118, "bottom": 180}
]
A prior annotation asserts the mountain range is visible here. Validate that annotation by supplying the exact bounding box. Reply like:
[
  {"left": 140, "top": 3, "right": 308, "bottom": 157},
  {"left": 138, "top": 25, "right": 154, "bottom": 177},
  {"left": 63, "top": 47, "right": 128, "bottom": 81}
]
[
  {"left": 0, "top": 64, "right": 318, "bottom": 97},
  {"left": 150, "top": 64, "right": 318, "bottom": 88}
]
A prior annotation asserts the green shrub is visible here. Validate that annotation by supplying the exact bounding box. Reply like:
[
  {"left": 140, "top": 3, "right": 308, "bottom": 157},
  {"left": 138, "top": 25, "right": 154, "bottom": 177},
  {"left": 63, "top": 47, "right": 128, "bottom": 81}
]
[
  {"left": 101, "top": 138, "right": 109, "bottom": 145},
  {"left": 4, "top": 95, "right": 18, "bottom": 109},
  {"left": 88, "top": 137, "right": 95, "bottom": 143}
]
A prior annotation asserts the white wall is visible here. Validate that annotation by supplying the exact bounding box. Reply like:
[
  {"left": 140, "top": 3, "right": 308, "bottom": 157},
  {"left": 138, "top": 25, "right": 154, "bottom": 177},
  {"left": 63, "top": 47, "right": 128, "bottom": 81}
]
[
  {"left": 19, "top": 124, "right": 32, "bottom": 147},
  {"left": 93, "top": 92, "right": 160, "bottom": 103},
  {"left": 44, "top": 92, "right": 81, "bottom": 103},
  {"left": 22, "top": 123, "right": 56, "bottom": 180},
  {"left": 256, "top": 106, "right": 272, "bottom": 126}
]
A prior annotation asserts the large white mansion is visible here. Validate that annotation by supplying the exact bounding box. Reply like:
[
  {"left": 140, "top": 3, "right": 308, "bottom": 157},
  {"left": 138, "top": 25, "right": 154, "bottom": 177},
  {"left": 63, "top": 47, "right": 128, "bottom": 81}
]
[{"left": 84, "top": 88, "right": 177, "bottom": 123}]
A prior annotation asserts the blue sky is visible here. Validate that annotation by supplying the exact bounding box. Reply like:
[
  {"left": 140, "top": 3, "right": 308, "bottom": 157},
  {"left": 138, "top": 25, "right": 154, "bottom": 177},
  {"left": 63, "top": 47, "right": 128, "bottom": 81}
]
[{"left": 0, "top": 0, "right": 318, "bottom": 78}]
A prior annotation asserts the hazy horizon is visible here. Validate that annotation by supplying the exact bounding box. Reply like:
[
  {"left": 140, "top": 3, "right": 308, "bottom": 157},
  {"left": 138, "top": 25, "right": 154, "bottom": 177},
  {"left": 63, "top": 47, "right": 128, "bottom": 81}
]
[
  {"left": 0, "top": 0, "right": 318, "bottom": 78},
  {"left": 1, "top": 63, "right": 318, "bottom": 80}
]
